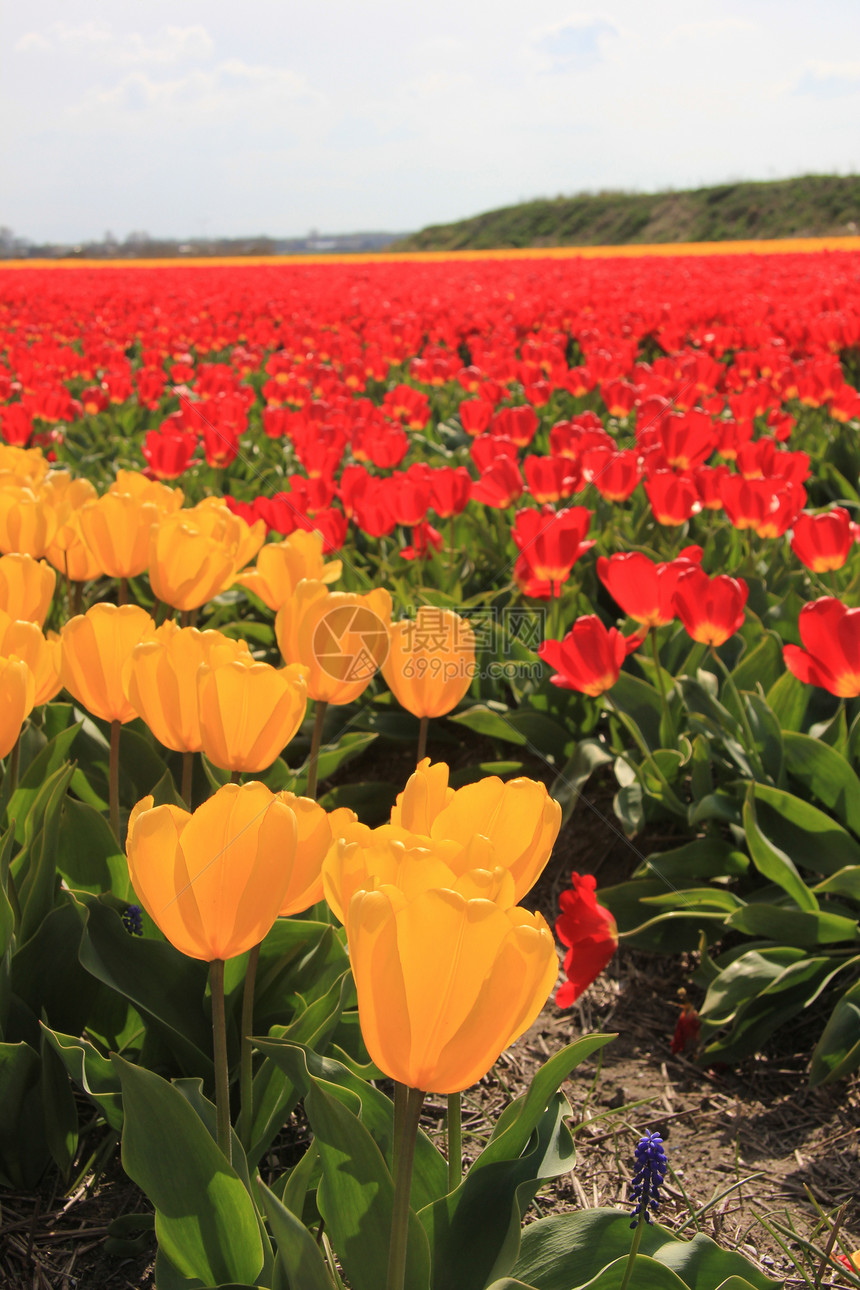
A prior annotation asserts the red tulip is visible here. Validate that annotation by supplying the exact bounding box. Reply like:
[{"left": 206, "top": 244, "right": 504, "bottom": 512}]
[
  {"left": 672, "top": 566, "right": 748, "bottom": 646},
  {"left": 643, "top": 471, "right": 701, "bottom": 526},
  {"left": 783, "top": 597, "right": 860, "bottom": 696},
  {"left": 512, "top": 505, "right": 594, "bottom": 589},
  {"left": 790, "top": 508, "right": 854, "bottom": 573},
  {"left": 538, "top": 615, "right": 644, "bottom": 696},
  {"left": 555, "top": 872, "right": 618, "bottom": 1007},
  {"left": 472, "top": 457, "right": 524, "bottom": 509},
  {"left": 597, "top": 549, "right": 703, "bottom": 627}
]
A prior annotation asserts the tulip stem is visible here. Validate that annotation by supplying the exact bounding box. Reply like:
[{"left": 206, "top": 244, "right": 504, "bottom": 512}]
[
  {"left": 306, "top": 700, "right": 328, "bottom": 801},
  {"left": 118, "top": 577, "right": 128, "bottom": 607},
  {"left": 210, "top": 958, "right": 232, "bottom": 1165},
  {"left": 416, "top": 715, "right": 429, "bottom": 765},
  {"left": 709, "top": 645, "right": 764, "bottom": 778},
  {"left": 387, "top": 1084, "right": 425, "bottom": 1290},
  {"left": 7, "top": 734, "right": 20, "bottom": 797},
  {"left": 446, "top": 1092, "right": 461, "bottom": 1191},
  {"left": 649, "top": 627, "right": 673, "bottom": 740},
  {"left": 238, "top": 942, "right": 261, "bottom": 1150},
  {"left": 109, "top": 719, "right": 121, "bottom": 842},
  {"left": 181, "top": 751, "right": 194, "bottom": 807}
]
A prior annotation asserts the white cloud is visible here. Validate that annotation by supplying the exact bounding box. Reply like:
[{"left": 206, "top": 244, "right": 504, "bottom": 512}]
[{"left": 14, "top": 22, "right": 214, "bottom": 64}]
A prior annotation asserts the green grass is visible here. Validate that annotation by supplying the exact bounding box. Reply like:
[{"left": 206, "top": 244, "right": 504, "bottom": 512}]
[{"left": 391, "top": 174, "right": 860, "bottom": 251}]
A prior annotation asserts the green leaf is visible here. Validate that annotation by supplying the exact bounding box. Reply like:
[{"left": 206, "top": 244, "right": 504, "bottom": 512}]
[
  {"left": 14, "top": 763, "right": 76, "bottom": 942},
  {"left": 258, "top": 1178, "right": 333, "bottom": 1290},
  {"left": 0, "top": 1041, "right": 47, "bottom": 1189},
  {"left": 731, "top": 632, "right": 784, "bottom": 696},
  {"left": 305, "top": 731, "right": 378, "bottom": 787},
  {"left": 254, "top": 1042, "right": 447, "bottom": 1212},
  {"left": 743, "top": 693, "right": 783, "bottom": 784},
  {"left": 702, "top": 956, "right": 849, "bottom": 1064},
  {"left": 743, "top": 787, "right": 819, "bottom": 911},
  {"left": 450, "top": 704, "right": 526, "bottom": 746},
  {"left": 599, "top": 880, "right": 721, "bottom": 952},
  {"left": 307, "top": 1077, "right": 431, "bottom": 1290},
  {"left": 700, "top": 948, "right": 806, "bottom": 1025},
  {"left": 12, "top": 901, "right": 99, "bottom": 1037},
  {"left": 113, "top": 1056, "right": 264, "bottom": 1287},
  {"left": 809, "top": 979, "right": 860, "bottom": 1085},
  {"left": 41, "top": 1024, "right": 124, "bottom": 1131},
  {"left": 6, "top": 722, "right": 80, "bottom": 844},
  {"left": 726, "top": 903, "right": 860, "bottom": 945},
  {"left": 40, "top": 1025, "right": 78, "bottom": 1179},
  {"left": 508, "top": 1210, "right": 777, "bottom": 1290},
  {"left": 783, "top": 732, "right": 860, "bottom": 836},
  {"left": 813, "top": 867, "right": 860, "bottom": 901},
  {"left": 571, "top": 1256, "right": 691, "bottom": 1288},
  {"left": 550, "top": 739, "right": 613, "bottom": 825},
  {"left": 78, "top": 896, "right": 213, "bottom": 1077},
  {"left": 56, "top": 797, "right": 130, "bottom": 899},
  {"left": 749, "top": 782, "right": 860, "bottom": 877},
  {"left": 633, "top": 838, "right": 748, "bottom": 884},
  {"left": 419, "top": 1037, "right": 613, "bottom": 1290}
]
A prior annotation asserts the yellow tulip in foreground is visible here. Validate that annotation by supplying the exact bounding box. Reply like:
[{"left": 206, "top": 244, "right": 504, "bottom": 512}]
[
  {"left": 381, "top": 606, "right": 476, "bottom": 718},
  {"left": 124, "top": 623, "right": 251, "bottom": 753},
  {"left": 79, "top": 492, "right": 160, "bottom": 579},
  {"left": 390, "top": 759, "right": 561, "bottom": 903},
  {"left": 197, "top": 656, "right": 308, "bottom": 772},
  {"left": 348, "top": 885, "right": 557, "bottom": 1094},
  {"left": 59, "top": 603, "right": 158, "bottom": 723},
  {"left": 323, "top": 824, "right": 516, "bottom": 926},
  {"left": 126, "top": 782, "right": 298, "bottom": 961}
]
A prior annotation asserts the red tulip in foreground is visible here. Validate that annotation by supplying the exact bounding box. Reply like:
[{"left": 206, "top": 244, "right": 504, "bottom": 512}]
[
  {"left": 555, "top": 872, "right": 618, "bottom": 1007},
  {"left": 783, "top": 597, "right": 860, "bottom": 696},
  {"left": 538, "top": 615, "right": 645, "bottom": 696},
  {"left": 671, "top": 566, "right": 748, "bottom": 646}
]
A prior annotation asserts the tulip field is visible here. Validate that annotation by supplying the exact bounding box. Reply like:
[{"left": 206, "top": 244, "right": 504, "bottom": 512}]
[{"left": 2, "top": 244, "right": 860, "bottom": 1286}]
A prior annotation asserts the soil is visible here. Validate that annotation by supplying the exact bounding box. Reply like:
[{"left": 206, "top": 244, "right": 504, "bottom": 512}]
[{"left": 3, "top": 763, "right": 860, "bottom": 1289}]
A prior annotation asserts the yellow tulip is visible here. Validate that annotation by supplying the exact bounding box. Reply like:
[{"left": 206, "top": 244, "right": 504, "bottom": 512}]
[
  {"left": 197, "top": 656, "right": 308, "bottom": 772},
  {"left": 149, "top": 514, "right": 237, "bottom": 612},
  {"left": 0, "top": 611, "right": 61, "bottom": 705},
  {"left": 110, "top": 470, "right": 184, "bottom": 514},
  {"left": 348, "top": 885, "right": 557, "bottom": 1094},
  {"left": 236, "top": 530, "right": 342, "bottom": 611},
  {"left": 0, "top": 445, "right": 50, "bottom": 488},
  {"left": 275, "top": 580, "right": 392, "bottom": 705},
  {"left": 124, "top": 623, "right": 252, "bottom": 753},
  {"left": 0, "top": 655, "right": 36, "bottom": 758},
  {"left": 390, "top": 759, "right": 561, "bottom": 903},
  {"left": 188, "top": 498, "right": 266, "bottom": 574},
  {"left": 323, "top": 824, "right": 515, "bottom": 926},
  {"left": 0, "top": 486, "right": 58, "bottom": 557},
  {"left": 0, "top": 554, "right": 56, "bottom": 626},
  {"left": 46, "top": 512, "right": 104, "bottom": 583},
  {"left": 78, "top": 493, "right": 160, "bottom": 579},
  {"left": 126, "top": 783, "right": 298, "bottom": 961},
  {"left": 381, "top": 607, "right": 476, "bottom": 718},
  {"left": 274, "top": 793, "right": 357, "bottom": 915},
  {"left": 59, "top": 603, "right": 158, "bottom": 723}
]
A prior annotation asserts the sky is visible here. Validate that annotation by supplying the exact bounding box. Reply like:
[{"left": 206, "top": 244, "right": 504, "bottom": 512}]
[{"left": 2, "top": 0, "right": 859, "bottom": 243}]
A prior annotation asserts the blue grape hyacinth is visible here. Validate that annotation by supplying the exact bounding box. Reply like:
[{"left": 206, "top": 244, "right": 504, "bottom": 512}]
[
  {"left": 629, "top": 1132, "right": 668, "bottom": 1227},
  {"left": 122, "top": 904, "right": 144, "bottom": 936}
]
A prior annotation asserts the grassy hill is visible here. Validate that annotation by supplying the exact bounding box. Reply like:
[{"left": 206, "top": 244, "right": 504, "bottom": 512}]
[{"left": 391, "top": 174, "right": 860, "bottom": 251}]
